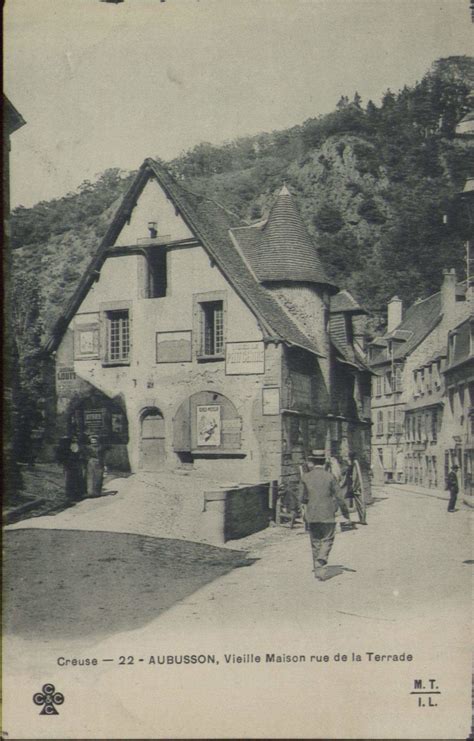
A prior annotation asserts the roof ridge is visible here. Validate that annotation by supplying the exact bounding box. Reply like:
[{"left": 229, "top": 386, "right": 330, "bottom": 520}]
[{"left": 147, "top": 158, "right": 249, "bottom": 226}]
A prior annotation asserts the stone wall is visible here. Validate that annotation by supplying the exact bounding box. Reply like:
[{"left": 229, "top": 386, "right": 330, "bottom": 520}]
[
  {"left": 203, "top": 484, "right": 272, "bottom": 543},
  {"left": 55, "top": 236, "right": 284, "bottom": 483}
]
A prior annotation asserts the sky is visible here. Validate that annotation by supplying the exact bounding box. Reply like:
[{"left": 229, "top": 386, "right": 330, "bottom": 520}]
[{"left": 4, "top": 0, "right": 474, "bottom": 208}]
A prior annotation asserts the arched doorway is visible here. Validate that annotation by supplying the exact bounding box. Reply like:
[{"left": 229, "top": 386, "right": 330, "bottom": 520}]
[
  {"left": 140, "top": 407, "right": 166, "bottom": 470},
  {"left": 67, "top": 391, "right": 130, "bottom": 471}
]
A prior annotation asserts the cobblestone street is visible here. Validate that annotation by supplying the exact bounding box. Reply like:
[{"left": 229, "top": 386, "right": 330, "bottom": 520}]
[{"left": 3, "top": 482, "right": 472, "bottom": 739}]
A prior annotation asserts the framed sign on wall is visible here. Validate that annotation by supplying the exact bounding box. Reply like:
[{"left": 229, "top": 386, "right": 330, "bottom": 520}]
[
  {"left": 74, "top": 324, "right": 100, "bottom": 360},
  {"left": 156, "top": 330, "right": 192, "bottom": 363},
  {"left": 225, "top": 341, "right": 265, "bottom": 375}
]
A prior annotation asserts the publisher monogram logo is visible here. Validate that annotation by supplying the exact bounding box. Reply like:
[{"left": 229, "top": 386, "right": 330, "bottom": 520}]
[{"left": 33, "top": 683, "right": 65, "bottom": 715}]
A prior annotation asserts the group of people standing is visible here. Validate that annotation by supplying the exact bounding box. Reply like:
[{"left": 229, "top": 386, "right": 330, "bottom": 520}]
[
  {"left": 56, "top": 433, "right": 106, "bottom": 503},
  {"left": 299, "top": 450, "right": 367, "bottom": 581}
]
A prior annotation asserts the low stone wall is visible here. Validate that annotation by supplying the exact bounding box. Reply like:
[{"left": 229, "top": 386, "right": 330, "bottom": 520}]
[{"left": 203, "top": 483, "right": 272, "bottom": 544}]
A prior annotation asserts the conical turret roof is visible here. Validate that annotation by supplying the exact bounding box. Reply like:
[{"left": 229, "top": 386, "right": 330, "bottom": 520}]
[{"left": 231, "top": 185, "right": 337, "bottom": 290}]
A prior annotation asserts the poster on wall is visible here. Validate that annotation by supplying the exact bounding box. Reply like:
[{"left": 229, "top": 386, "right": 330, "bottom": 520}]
[{"left": 196, "top": 405, "right": 221, "bottom": 446}]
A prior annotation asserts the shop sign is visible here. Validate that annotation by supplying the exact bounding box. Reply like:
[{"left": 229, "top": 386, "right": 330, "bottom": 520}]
[
  {"left": 225, "top": 341, "right": 264, "bottom": 375},
  {"left": 197, "top": 405, "right": 221, "bottom": 446},
  {"left": 56, "top": 368, "right": 76, "bottom": 384},
  {"left": 84, "top": 409, "right": 104, "bottom": 432}
]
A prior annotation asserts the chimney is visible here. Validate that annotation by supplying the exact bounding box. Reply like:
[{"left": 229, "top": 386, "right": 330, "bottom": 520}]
[
  {"left": 387, "top": 296, "right": 403, "bottom": 332},
  {"left": 441, "top": 268, "right": 457, "bottom": 322}
]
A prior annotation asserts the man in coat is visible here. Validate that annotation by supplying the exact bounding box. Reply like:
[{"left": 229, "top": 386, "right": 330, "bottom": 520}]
[
  {"left": 300, "top": 450, "right": 351, "bottom": 580},
  {"left": 446, "top": 464, "right": 459, "bottom": 512}
]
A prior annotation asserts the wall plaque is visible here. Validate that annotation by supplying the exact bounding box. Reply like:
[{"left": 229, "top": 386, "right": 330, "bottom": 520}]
[
  {"left": 225, "top": 341, "right": 264, "bottom": 375},
  {"left": 262, "top": 387, "right": 280, "bottom": 416},
  {"left": 74, "top": 324, "right": 100, "bottom": 359},
  {"left": 156, "top": 330, "right": 192, "bottom": 363}
]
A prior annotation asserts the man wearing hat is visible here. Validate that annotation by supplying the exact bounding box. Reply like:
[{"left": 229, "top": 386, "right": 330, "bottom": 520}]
[
  {"left": 446, "top": 463, "right": 460, "bottom": 512},
  {"left": 300, "top": 450, "right": 351, "bottom": 580}
]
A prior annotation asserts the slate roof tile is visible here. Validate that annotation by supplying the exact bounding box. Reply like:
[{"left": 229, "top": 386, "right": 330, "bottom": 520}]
[
  {"left": 330, "top": 289, "right": 367, "bottom": 314},
  {"left": 230, "top": 186, "right": 338, "bottom": 290}
]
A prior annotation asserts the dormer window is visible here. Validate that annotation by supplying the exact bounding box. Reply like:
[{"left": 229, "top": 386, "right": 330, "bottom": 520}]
[{"left": 426, "top": 365, "right": 432, "bottom": 393}]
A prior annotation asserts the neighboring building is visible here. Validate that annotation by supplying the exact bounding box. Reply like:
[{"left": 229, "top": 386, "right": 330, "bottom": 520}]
[
  {"left": 443, "top": 316, "right": 474, "bottom": 499},
  {"left": 4, "top": 96, "right": 26, "bottom": 497},
  {"left": 369, "top": 270, "right": 472, "bottom": 494},
  {"left": 3, "top": 94, "right": 26, "bottom": 234},
  {"left": 46, "top": 159, "right": 372, "bottom": 497}
]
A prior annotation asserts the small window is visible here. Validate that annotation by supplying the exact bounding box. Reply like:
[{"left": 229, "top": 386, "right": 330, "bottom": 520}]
[
  {"left": 201, "top": 301, "right": 224, "bottom": 357},
  {"left": 387, "top": 409, "right": 393, "bottom": 434},
  {"left": 417, "top": 415, "right": 422, "bottom": 442},
  {"left": 448, "top": 334, "right": 456, "bottom": 365},
  {"left": 376, "top": 410, "right": 384, "bottom": 436},
  {"left": 431, "top": 410, "right": 437, "bottom": 442},
  {"left": 107, "top": 310, "right": 130, "bottom": 363},
  {"left": 394, "top": 365, "right": 403, "bottom": 393},
  {"left": 384, "top": 372, "right": 393, "bottom": 395},
  {"left": 147, "top": 249, "right": 167, "bottom": 298}
]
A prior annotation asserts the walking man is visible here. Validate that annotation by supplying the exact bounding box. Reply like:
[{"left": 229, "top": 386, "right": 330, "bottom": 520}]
[
  {"left": 446, "top": 464, "right": 459, "bottom": 512},
  {"left": 300, "top": 450, "right": 351, "bottom": 580}
]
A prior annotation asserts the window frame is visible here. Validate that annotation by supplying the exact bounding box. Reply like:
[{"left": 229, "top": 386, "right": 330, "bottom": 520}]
[
  {"left": 193, "top": 291, "right": 227, "bottom": 361},
  {"left": 376, "top": 410, "right": 384, "bottom": 436},
  {"left": 100, "top": 301, "right": 132, "bottom": 366}
]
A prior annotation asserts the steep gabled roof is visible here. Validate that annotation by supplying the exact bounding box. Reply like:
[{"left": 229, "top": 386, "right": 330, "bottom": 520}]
[
  {"left": 330, "top": 289, "right": 367, "bottom": 314},
  {"left": 45, "top": 159, "right": 325, "bottom": 357},
  {"left": 230, "top": 185, "right": 338, "bottom": 291},
  {"left": 445, "top": 316, "right": 474, "bottom": 373},
  {"left": 331, "top": 336, "right": 371, "bottom": 372},
  {"left": 370, "top": 292, "right": 442, "bottom": 367}
]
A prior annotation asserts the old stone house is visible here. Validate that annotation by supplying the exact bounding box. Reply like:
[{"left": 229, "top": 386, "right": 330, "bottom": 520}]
[
  {"left": 369, "top": 269, "right": 472, "bottom": 495},
  {"left": 46, "top": 159, "right": 372, "bottom": 497}
]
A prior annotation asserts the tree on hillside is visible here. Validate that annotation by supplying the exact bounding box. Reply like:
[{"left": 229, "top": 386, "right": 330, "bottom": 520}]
[{"left": 10, "top": 274, "right": 46, "bottom": 464}]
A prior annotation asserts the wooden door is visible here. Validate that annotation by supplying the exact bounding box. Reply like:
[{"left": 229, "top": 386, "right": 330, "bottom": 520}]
[{"left": 140, "top": 409, "right": 166, "bottom": 470}]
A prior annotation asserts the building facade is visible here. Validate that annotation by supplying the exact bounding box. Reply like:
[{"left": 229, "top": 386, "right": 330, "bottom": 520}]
[
  {"left": 46, "top": 159, "right": 372, "bottom": 496},
  {"left": 370, "top": 269, "right": 473, "bottom": 496}
]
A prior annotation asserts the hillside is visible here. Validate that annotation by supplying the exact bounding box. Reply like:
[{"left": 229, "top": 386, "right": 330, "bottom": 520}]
[{"left": 11, "top": 55, "right": 474, "bottom": 345}]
